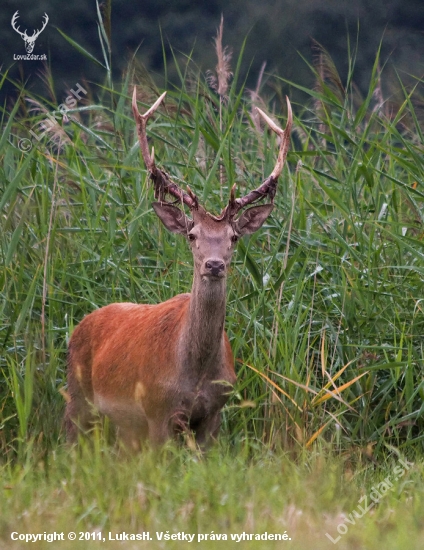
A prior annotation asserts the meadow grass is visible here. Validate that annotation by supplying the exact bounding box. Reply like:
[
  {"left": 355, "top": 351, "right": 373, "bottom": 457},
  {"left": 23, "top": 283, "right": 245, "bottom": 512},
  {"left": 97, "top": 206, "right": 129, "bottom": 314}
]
[
  {"left": 0, "top": 441, "right": 423, "bottom": 549},
  {"left": 1, "top": 19, "right": 424, "bottom": 548}
]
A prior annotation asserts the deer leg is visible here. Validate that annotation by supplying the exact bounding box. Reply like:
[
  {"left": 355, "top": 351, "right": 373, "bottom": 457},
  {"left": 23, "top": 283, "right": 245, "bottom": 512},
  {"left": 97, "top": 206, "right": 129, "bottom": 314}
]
[
  {"left": 96, "top": 400, "right": 149, "bottom": 452},
  {"left": 65, "top": 392, "right": 96, "bottom": 443},
  {"left": 192, "top": 412, "right": 221, "bottom": 448},
  {"left": 147, "top": 418, "right": 171, "bottom": 448},
  {"left": 115, "top": 421, "right": 148, "bottom": 453}
]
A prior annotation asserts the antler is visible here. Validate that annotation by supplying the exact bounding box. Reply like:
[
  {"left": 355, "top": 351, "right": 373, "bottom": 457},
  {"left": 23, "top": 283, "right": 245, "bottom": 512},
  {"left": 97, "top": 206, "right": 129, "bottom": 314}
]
[
  {"left": 11, "top": 11, "right": 27, "bottom": 39},
  {"left": 132, "top": 89, "right": 292, "bottom": 218},
  {"left": 132, "top": 88, "right": 198, "bottom": 210},
  {"left": 11, "top": 11, "right": 49, "bottom": 39},
  {"left": 224, "top": 97, "right": 292, "bottom": 219},
  {"left": 33, "top": 13, "right": 49, "bottom": 40}
]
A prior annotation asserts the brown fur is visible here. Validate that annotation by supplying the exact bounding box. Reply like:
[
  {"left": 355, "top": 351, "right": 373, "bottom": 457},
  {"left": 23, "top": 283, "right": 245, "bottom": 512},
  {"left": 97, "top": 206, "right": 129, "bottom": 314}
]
[{"left": 66, "top": 295, "right": 235, "bottom": 449}]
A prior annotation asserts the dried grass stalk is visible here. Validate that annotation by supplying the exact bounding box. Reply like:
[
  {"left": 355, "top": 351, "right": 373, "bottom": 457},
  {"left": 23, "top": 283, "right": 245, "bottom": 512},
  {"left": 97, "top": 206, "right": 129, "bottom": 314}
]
[{"left": 207, "top": 15, "right": 233, "bottom": 99}]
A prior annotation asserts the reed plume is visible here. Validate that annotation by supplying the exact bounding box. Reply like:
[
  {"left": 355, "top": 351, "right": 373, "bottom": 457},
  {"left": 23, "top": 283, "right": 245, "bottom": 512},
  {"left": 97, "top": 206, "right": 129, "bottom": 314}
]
[{"left": 207, "top": 15, "right": 233, "bottom": 99}]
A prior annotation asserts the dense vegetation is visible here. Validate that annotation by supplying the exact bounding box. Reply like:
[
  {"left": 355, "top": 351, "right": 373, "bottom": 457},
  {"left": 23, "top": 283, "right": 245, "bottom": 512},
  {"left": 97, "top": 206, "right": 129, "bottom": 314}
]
[{"left": 1, "top": 9, "right": 423, "bottom": 548}]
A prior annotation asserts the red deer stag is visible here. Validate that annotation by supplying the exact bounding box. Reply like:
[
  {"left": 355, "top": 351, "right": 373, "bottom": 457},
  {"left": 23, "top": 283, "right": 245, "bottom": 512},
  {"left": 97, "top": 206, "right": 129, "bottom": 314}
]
[{"left": 65, "top": 89, "right": 292, "bottom": 450}]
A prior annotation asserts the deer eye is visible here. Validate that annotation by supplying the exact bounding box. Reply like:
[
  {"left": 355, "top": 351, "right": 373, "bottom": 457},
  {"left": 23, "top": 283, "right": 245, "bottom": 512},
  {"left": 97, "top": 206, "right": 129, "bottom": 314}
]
[
  {"left": 187, "top": 233, "right": 196, "bottom": 241},
  {"left": 231, "top": 234, "right": 239, "bottom": 243}
]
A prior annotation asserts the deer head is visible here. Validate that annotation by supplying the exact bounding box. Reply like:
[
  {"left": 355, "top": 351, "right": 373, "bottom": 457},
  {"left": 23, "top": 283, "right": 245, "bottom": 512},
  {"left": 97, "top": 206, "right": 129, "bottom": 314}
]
[
  {"left": 11, "top": 11, "right": 49, "bottom": 54},
  {"left": 132, "top": 89, "right": 292, "bottom": 282}
]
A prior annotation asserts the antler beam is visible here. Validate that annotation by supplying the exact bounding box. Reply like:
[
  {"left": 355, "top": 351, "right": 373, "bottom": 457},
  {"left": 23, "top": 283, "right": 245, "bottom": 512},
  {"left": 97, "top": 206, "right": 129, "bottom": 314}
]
[
  {"left": 132, "top": 88, "right": 198, "bottom": 210},
  {"left": 132, "top": 89, "right": 292, "bottom": 219},
  {"left": 225, "top": 97, "right": 292, "bottom": 219},
  {"left": 33, "top": 13, "right": 49, "bottom": 39},
  {"left": 11, "top": 11, "right": 26, "bottom": 39}
]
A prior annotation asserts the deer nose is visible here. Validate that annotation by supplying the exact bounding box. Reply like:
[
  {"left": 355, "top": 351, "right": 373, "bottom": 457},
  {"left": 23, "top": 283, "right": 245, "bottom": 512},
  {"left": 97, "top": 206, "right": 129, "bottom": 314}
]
[{"left": 205, "top": 259, "right": 225, "bottom": 277}]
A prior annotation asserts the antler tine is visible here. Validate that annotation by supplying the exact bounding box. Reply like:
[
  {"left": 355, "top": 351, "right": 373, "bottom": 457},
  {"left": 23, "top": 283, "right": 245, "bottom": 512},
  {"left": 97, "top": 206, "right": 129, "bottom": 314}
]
[
  {"left": 223, "top": 97, "right": 292, "bottom": 219},
  {"left": 257, "top": 96, "right": 292, "bottom": 180},
  {"left": 132, "top": 88, "right": 167, "bottom": 174},
  {"left": 32, "top": 13, "right": 49, "bottom": 39},
  {"left": 132, "top": 88, "right": 198, "bottom": 210},
  {"left": 11, "top": 11, "right": 26, "bottom": 38},
  {"left": 39, "top": 13, "right": 49, "bottom": 32}
]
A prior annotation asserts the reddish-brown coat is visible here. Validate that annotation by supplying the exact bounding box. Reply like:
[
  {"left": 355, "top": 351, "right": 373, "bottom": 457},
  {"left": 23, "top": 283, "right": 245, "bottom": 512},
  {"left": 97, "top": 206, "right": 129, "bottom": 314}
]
[{"left": 66, "top": 293, "right": 235, "bottom": 449}]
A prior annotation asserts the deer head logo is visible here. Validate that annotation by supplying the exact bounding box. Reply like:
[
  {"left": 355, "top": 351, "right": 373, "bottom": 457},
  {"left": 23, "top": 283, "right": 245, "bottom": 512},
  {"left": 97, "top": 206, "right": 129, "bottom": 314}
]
[{"left": 11, "top": 11, "right": 49, "bottom": 54}]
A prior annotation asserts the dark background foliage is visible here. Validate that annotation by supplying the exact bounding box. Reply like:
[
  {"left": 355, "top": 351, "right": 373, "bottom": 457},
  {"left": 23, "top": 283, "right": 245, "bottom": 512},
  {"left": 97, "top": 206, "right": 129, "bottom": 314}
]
[{"left": 1, "top": 0, "right": 423, "bottom": 103}]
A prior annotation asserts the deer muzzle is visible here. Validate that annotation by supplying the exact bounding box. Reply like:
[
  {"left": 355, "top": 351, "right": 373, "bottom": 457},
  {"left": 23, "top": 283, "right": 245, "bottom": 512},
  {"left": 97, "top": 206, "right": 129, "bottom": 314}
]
[{"left": 204, "top": 259, "right": 226, "bottom": 278}]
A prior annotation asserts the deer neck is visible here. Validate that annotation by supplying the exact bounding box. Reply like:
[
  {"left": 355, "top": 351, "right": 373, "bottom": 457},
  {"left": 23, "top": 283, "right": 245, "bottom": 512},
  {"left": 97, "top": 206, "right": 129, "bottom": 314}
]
[{"left": 181, "top": 270, "right": 227, "bottom": 372}]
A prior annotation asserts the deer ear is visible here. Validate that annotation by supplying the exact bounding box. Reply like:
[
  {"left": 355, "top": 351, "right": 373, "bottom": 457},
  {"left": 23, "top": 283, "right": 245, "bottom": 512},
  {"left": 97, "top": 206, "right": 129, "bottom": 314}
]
[
  {"left": 234, "top": 204, "right": 274, "bottom": 236},
  {"left": 152, "top": 202, "right": 193, "bottom": 234}
]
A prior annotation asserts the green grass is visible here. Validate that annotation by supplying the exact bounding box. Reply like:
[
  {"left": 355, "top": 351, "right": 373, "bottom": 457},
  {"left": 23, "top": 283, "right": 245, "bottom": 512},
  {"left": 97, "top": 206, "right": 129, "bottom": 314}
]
[
  {"left": 1, "top": 18, "right": 424, "bottom": 549},
  {"left": 1, "top": 443, "right": 423, "bottom": 549}
]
